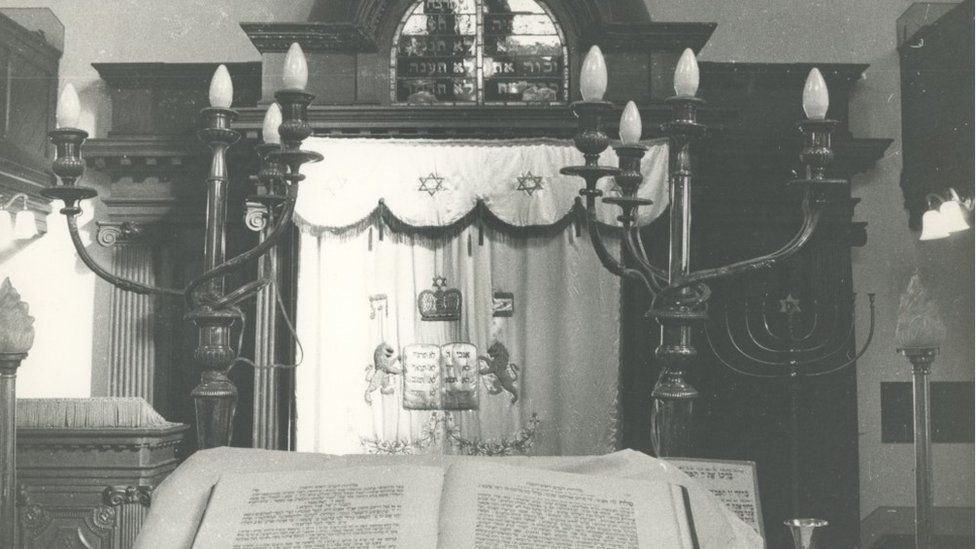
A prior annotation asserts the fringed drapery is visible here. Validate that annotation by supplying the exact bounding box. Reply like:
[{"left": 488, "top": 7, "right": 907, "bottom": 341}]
[{"left": 295, "top": 137, "right": 669, "bottom": 237}]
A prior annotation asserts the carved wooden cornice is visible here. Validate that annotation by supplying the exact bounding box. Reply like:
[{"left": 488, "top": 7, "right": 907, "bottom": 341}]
[
  {"left": 580, "top": 22, "right": 717, "bottom": 53},
  {"left": 232, "top": 102, "right": 740, "bottom": 138},
  {"left": 241, "top": 22, "right": 378, "bottom": 53},
  {"left": 0, "top": 142, "right": 53, "bottom": 227},
  {"left": 83, "top": 136, "right": 202, "bottom": 179},
  {"left": 92, "top": 62, "right": 261, "bottom": 90},
  {"left": 0, "top": 11, "right": 61, "bottom": 67}
]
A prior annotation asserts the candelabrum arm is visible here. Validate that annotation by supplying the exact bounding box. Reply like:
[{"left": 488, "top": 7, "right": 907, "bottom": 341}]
[
  {"left": 64, "top": 214, "right": 183, "bottom": 297},
  {"left": 663, "top": 190, "right": 823, "bottom": 299},
  {"left": 185, "top": 185, "right": 297, "bottom": 307},
  {"left": 621, "top": 219, "right": 667, "bottom": 290},
  {"left": 582, "top": 198, "right": 657, "bottom": 294}
]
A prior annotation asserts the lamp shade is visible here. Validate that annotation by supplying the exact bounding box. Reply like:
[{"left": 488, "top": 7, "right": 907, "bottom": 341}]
[
  {"left": 209, "top": 65, "right": 233, "bottom": 108},
  {"left": 283, "top": 42, "right": 309, "bottom": 90},
  {"left": 619, "top": 101, "right": 642, "bottom": 145},
  {"left": 262, "top": 103, "right": 282, "bottom": 145},
  {"left": 919, "top": 209, "right": 950, "bottom": 241},
  {"left": 12, "top": 210, "right": 36, "bottom": 239},
  {"left": 580, "top": 45, "right": 607, "bottom": 101},
  {"left": 0, "top": 212, "right": 13, "bottom": 251},
  {"left": 939, "top": 199, "right": 970, "bottom": 232},
  {"left": 673, "top": 48, "right": 700, "bottom": 97},
  {"left": 56, "top": 83, "right": 81, "bottom": 128},
  {"left": 802, "top": 68, "right": 829, "bottom": 119}
]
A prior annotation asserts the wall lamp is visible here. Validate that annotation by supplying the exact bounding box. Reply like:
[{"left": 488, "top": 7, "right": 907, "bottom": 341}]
[
  {"left": 0, "top": 193, "right": 39, "bottom": 250},
  {"left": 919, "top": 188, "right": 971, "bottom": 241}
]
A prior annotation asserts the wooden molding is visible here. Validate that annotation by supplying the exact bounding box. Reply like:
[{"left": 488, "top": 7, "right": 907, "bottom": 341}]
[
  {"left": 0, "top": 11, "right": 61, "bottom": 67},
  {"left": 92, "top": 62, "right": 261, "bottom": 90},
  {"left": 240, "top": 22, "right": 378, "bottom": 53}
]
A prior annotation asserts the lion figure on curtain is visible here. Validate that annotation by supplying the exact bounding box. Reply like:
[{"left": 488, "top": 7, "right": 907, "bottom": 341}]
[
  {"left": 365, "top": 343, "right": 401, "bottom": 404},
  {"left": 478, "top": 341, "right": 519, "bottom": 404}
]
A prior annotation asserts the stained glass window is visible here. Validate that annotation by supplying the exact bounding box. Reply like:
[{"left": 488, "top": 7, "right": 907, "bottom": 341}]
[{"left": 392, "top": 0, "right": 568, "bottom": 105}]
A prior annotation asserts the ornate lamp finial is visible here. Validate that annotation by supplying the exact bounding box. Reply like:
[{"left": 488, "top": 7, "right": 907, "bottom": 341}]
[{"left": 0, "top": 277, "right": 34, "bottom": 354}]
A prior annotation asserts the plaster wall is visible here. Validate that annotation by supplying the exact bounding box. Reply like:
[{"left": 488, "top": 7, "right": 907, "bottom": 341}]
[{"left": 0, "top": 0, "right": 970, "bottom": 521}]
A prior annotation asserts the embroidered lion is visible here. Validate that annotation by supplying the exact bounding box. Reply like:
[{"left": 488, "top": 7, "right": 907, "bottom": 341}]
[
  {"left": 478, "top": 341, "right": 519, "bottom": 404},
  {"left": 364, "top": 343, "right": 402, "bottom": 404}
]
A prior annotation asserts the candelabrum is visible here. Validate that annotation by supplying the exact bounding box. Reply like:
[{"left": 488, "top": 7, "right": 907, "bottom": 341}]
[
  {"left": 705, "top": 287, "right": 875, "bottom": 514},
  {"left": 40, "top": 43, "right": 319, "bottom": 450},
  {"left": 561, "top": 46, "right": 845, "bottom": 457},
  {"left": 706, "top": 291, "right": 875, "bottom": 380}
]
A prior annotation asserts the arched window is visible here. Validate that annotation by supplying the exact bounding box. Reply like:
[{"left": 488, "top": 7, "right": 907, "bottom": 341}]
[{"left": 391, "top": 0, "right": 568, "bottom": 105}]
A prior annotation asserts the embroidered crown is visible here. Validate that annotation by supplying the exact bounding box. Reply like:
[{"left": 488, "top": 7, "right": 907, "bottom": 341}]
[{"left": 418, "top": 276, "right": 462, "bottom": 321}]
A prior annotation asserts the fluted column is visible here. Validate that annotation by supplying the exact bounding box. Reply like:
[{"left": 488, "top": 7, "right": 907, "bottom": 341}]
[
  {"left": 97, "top": 222, "right": 157, "bottom": 404},
  {"left": 246, "top": 203, "right": 281, "bottom": 449}
]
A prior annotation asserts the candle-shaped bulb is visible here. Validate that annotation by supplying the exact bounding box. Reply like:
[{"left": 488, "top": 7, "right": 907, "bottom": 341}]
[
  {"left": 56, "top": 83, "right": 81, "bottom": 128},
  {"left": 802, "top": 68, "right": 829, "bottom": 119},
  {"left": 209, "top": 64, "right": 233, "bottom": 108},
  {"left": 262, "top": 103, "right": 282, "bottom": 145},
  {"left": 283, "top": 42, "right": 309, "bottom": 90},
  {"left": 673, "top": 48, "right": 699, "bottom": 97},
  {"left": 580, "top": 45, "right": 607, "bottom": 101},
  {"left": 619, "top": 101, "right": 642, "bottom": 145}
]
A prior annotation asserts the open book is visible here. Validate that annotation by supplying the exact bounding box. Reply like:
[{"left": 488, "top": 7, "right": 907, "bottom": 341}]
[{"left": 191, "top": 461, "right": 697, "bottom": 549}]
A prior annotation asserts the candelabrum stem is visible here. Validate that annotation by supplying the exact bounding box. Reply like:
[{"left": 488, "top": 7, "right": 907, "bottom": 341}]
[
  {"left": 899, "top": 347, "right": 937, "bottom": 549},
  {"left": 0, "top": 353, "right": 26, "bottom": 549}
]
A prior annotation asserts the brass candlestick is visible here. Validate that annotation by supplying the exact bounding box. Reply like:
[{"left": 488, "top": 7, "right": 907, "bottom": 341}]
[{"left": 784, "top": 518, "right": 829, "bottom": 549}]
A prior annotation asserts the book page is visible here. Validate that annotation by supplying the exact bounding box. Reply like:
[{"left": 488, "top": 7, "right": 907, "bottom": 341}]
[
  {"left": 436, "top": 461, "right": 692, "bottom": 549},
  {"left": 668, "top": 458, "right": 764, "bottom": 541},
  {"left": 191, "top": 465, "right": 444, "bottom": 549}
]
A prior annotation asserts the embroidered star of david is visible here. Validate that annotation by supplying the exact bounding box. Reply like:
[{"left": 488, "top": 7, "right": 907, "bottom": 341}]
[
  {"left": 418, "top": 173, "right": 446, "bottom": 196},
  {"left": 779, "top": 294, "right": 802, "bottom": 315},
  {"left": 432, "top": 275, "right": 448, "bottom": 288},
  {"left": 516, "top": 171, "right": 544, "bottom": 197}
]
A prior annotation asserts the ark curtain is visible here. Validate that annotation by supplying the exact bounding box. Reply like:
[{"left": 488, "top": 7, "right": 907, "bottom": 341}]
[{"left": 295, "top": 224, "right": 622, "bottom": 455}]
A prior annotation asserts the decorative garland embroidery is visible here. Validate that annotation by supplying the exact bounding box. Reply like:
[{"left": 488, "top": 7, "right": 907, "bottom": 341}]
[
  {"left": 444, "top": 413, "right": 541, "bottom": 456},
  {"left": 360, "top": 412, "right": 442, "bottom": 455},
  {"left": 361, "top": 413, "right": 543, "bottom": 457}
]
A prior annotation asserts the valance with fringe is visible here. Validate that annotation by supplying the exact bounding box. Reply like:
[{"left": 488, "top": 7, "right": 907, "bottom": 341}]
[{"left": 295, "top": 138, "right": 669, "bottom": 237}]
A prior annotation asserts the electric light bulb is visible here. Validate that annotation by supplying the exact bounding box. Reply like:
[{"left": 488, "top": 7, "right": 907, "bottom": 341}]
[
  {"left": 13, "top": 210, "right": 37, "bottom": 239},
  {"left": 262, "top": 103, "right": 282, "bottom": 145},
  {"left": 673, "top": 48, "right": 699, "bottom": 97},
  {"left": 56, "top": 83, "right": 81, "bottom": 128},
  {"left": 283, "top": 42, "right": 309, "bottom": 91},
  {"left": 580, "top": 45, "right": 607, "bottom": 101},
  {"left": 939, "top": 199, "right": 970, "bottom": 232},
  {"left": 919, "top": 209, "right": 950, "bottom": 241},
  {"left": 619, "top": 101, "right": 642, "bottom": 145},
  {"left": 209, "top": 65, "right": 233, "bottom": 108},
  {"left": 802, "top": 68, "right": 829, "bottom": 120},
  {"left": 0, "top": 212, "right": 13, "bottom": 251}
]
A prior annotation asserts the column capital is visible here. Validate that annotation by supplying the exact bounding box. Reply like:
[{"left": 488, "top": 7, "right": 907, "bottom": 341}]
[{"left": 96, "top": 221, "right": 150, "bottom": 247}]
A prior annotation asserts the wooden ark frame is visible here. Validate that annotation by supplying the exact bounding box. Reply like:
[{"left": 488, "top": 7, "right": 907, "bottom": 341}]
[{"left": 76, "top": 2, "right": 891, "bottom": 548}]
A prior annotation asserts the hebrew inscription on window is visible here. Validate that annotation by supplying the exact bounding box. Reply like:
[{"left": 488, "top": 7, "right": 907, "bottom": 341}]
[{"left": 392, "top": 0, "right": 568, "bottom": 105}]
